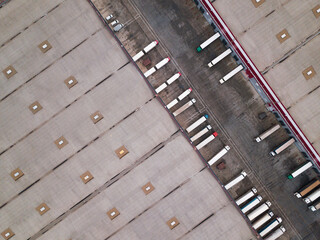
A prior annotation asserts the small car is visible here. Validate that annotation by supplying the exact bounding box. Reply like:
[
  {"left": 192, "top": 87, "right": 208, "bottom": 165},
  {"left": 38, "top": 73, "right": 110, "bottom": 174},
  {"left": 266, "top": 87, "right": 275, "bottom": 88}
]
[
  {"left": 105, "top": 14, "right": 113, "bottom": 21},
  {"left": 111, "top": 20, "right": 119, "bottom": 26}
]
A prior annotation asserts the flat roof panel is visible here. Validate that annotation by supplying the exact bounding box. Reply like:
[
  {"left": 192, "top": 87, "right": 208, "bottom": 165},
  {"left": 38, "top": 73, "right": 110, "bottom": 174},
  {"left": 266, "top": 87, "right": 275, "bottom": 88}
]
[
  {"left": 0, "top": 30, "right": 128, "bottom": 152},
  {"left": 37, "top": 133, "right": 201, "bottom": 239},
  {"left": 182, "top": 204, "right": 254, "bottom": 240},
  {"left": 0, "top": 0, "right": 64, "bottom": 46},
  {"left": 107, "top": 171, "right": 254, "bottom": 240},
  {"left": 288, "top": 87, "right": 320, "bottom": 145},
  {"left": 297, "top": 114, "right": 320, "bottom": 144},
  {"left": 264, "top": 35, "right": 320, "bottom": 107},
  {"left": 0, "top": 99, "right": 177, "bottom": 239},
  {"left": 212, "top": 0, "right": 283, "bottom": 35},
  {"left": 289, "top": 87, "right": 320, "bottom": 124},
  {"left": 0, "top": 0, "right": 102, "bottom": 99},
  {"left": 0, "top": 63, "right": 153, "bottom": 206},
  {"left": 214, "top": 0, "right": 320, "bottom": 70},
  {"left": 38, "top": 155, "right": 253, "bottom": 240}
]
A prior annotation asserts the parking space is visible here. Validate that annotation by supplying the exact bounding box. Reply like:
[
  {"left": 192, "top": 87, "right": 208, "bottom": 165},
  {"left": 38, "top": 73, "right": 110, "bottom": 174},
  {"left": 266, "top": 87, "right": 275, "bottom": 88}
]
[
  {"left": 2, "top": 0, "right": 319, "bottom": 239},
  {"left": 100, "top": 0, "right": 320, "bottom": 239}
]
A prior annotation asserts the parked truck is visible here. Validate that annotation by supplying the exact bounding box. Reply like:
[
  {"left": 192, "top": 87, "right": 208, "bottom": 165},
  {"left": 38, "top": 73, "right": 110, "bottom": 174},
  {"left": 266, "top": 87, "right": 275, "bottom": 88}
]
[
  {"left": 287, "top": 161, "right": 313, "bottom": 179},
  {"left": 196, "top": 32, "right": 220, "bottom": 52},
  {"left": 235, "top": 187, "right": 257, "bottom": 206},
  {"left": 178, "top": 88, "right": 192, "bottom": 101},
  {"left": 219, "top": 65, "right": 243, "bottom": 84},
  {"left": 144, "top": 57, "right": 170, "bottom": 77},
  {"left": 208, "top": 48, "right": 232, "bottom": 67},
  {"left": 186, "top": 114, "right": 209, "bottom": 133},
  {"left": 269, "top": 138, "right": 295, "bottom": 156},
  {"left": 264, "top": 226, "right": 286, "bottom": 240},
  {"left": 247, "top": 201, "right": 271, "bottom": 221},
  {"left": 309, "top": 199, "right": 320, "bottom": 211},
  {"left": 208, "top": 145, "right": 230, "bottom": 166},
  {"left": 196, "top": 132, "right": 218, "bottom": 150},
  {"left": 295, "top": 179, "right": 320, "bottom": 198},
  {"left": 303, "top": 188, "right": 320, "bottom": 204},
  {"left": 155, "top": 57, "right": 170, "bottom": 69},
  {"left": 166, "top": 88, "right": 192, "bottom": 109},
  {"left": 225, "top": 171, "right": 247, "bottom": 190},
  {"left": 255, "top": 125, "right": 280, "bottom": 142},
  {"left": 259, "top": 217, "right": 282, "bottom": 237},
  {"left": 190, "top": 125, "right": 212, "bottom": 142},
  {"left": 252, "top": 211, "right": 274, "bottom": 230},
  {"left": 155, "top": 72, "right": 181, "bottom": 93},
  {"left": 241, "top": 195, "right": 262, "bottom": 214}
]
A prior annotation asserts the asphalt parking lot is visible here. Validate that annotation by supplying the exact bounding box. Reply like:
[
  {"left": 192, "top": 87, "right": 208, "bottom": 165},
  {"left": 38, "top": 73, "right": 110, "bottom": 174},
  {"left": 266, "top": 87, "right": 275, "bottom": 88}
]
[
  {"left": 96, "top": 0, "right": 320, "bottom": 239},
  {"left": 0, "top": 0, "right": 256, "bottom": 239}
]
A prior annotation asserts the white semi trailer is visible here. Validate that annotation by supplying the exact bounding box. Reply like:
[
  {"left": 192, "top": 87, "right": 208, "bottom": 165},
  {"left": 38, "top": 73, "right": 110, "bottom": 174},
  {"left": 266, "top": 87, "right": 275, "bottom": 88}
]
[
  {"left": 255, "top": 125, "right": 280, "bottom": 142},
  {"left": 252, "top": 211, "right": 274, "bottom": 230},
  {"left": 303, "top": 188, "right": 320, "bottom": 204},
  {"left": 235, "top": 188, "right": 257, "bottom": 206},
  {"left": 186, "top": 115, "right": 209, "bottom": 133},
  {"left": 208, "top": 48, "right": 232, "bottom": 67},
  {"left": 178, "top": 89, "right": 192, "bottom": 101},
  {"left": 269, "top": 138, "right": 295, "bottom": 156},
  {"left": 132, "top": 40, "right": 158, "bottom": 61},
  {"left": 166, "top": 88, "right": 192, "bottom": 109},
  {"left": 144, "top": 57, "right": 170, "bottom": 77},
  {"left": 247, "top": 201, "right": 271, "bottom": 221},
  {"left": 155, "top": 73, "right": 181, "bottom": 93},
  {"left": 208, "top": 145, "right": 230, "bottom": 166},
  {"left": 190, "top": 125, "right": 212, "bottom": 142},
  {"left": 241, "top": 195, "right": 262, "bottom": 214},
  {"left": 196, "top": 32, "right": 220, "bottom": 52},
  {"left": 259, "top": 218, "right": 283, "bottom": 237},
  {"left": 287, "top": 161, "right": 313, "bottom": 179},
  {"left": 224, "top": 171, "right": 247, "bottom": 190},
  {"left": 219, "top": 65, "right": 244, "bottom": 84},
  {"left": 196, "top": 132, "right": 218, "bottom": 150},
  {"left": 264, "top": 226, "right": 285, "bottom": 240}
]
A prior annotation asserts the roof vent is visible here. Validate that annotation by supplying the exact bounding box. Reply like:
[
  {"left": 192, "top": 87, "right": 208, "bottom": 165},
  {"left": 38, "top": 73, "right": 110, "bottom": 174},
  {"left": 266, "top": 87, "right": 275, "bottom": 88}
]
[
  {"left": 107, "top": 207, "right": 120, "bottom": 220},
  {"left": 302, "top": 66, "right": 316, "bottom": 80},
  {"left": 10, "top": 168, "right": 24, "bottom": 181},
  {"left": 276, "top": 29, "right": 290, "bottom": 43},
  {"left": 2, "top": 65, "right": 17, "bottom": 79},
  {"left": 38, "top": 40, "right": 52, "bottom": 53}
]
